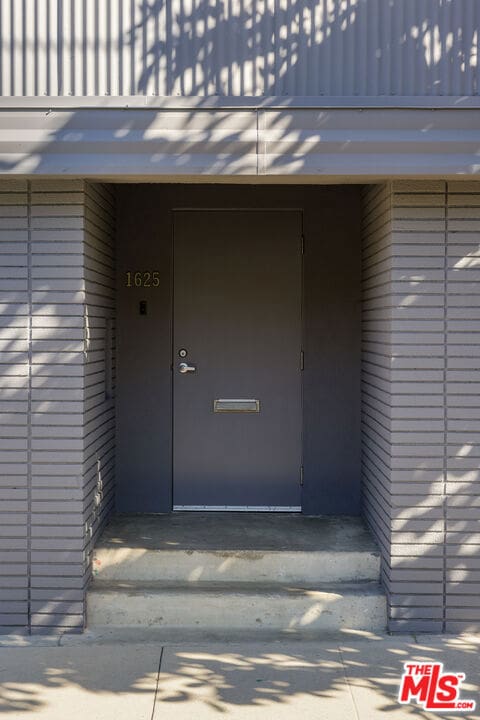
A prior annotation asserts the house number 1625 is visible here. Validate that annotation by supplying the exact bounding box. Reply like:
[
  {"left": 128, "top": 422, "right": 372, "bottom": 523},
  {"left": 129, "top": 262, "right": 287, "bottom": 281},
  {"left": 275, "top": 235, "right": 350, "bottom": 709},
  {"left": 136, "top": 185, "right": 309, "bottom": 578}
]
[{"left": 125, "top": 271, "right": 160, "bottom": 288}]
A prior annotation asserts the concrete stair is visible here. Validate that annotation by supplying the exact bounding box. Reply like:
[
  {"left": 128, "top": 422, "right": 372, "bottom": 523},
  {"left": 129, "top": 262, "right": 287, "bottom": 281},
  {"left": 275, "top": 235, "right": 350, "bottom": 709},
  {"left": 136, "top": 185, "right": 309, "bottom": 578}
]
[
  {"left": 87, "top": 513, "right": 386, "bottom": 635},
  {"left": 91, "top": 545, "right": 381, "bottom": 584},
  {"left": 88, "top": 580, "right": 385, "bottom": 633}
]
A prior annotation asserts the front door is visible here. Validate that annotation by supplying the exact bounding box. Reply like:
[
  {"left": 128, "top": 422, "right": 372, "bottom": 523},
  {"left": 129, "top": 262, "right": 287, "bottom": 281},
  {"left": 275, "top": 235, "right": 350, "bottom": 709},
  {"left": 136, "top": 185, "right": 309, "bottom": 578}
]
[{"left": 173, "top": 210, "right": 302, "bottom": 510}]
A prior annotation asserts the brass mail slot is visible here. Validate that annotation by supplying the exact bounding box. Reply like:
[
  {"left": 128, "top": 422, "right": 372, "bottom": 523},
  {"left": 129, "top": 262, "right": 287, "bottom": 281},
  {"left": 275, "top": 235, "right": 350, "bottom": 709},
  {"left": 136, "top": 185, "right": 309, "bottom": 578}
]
[{"left": 214, "top": 399, "right": 260, "bottom": 413}]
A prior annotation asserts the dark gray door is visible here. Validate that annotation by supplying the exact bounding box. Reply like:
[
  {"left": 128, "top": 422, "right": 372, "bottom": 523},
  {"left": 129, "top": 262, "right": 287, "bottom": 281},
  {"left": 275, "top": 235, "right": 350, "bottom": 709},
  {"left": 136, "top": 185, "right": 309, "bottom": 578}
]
[{"left": 173, "top": 210, "right": 302, "bottom": 510}]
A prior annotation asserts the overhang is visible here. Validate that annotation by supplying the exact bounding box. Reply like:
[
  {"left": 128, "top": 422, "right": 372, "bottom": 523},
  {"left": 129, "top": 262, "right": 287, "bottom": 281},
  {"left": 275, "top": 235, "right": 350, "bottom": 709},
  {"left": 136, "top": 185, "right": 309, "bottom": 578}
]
[{"left": 0, "top": 97, "right": 479, "bottom": 181}]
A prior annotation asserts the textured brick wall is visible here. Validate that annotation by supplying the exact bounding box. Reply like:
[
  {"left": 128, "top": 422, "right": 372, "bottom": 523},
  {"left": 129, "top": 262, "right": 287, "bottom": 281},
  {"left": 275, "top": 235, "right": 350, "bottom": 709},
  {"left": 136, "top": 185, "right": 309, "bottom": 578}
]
[
  {"left": 362, "top": 180, "right": 480, "bottom": 633},
  {"left": 0, "top": 179, "right": 115, "bottom": 634}
]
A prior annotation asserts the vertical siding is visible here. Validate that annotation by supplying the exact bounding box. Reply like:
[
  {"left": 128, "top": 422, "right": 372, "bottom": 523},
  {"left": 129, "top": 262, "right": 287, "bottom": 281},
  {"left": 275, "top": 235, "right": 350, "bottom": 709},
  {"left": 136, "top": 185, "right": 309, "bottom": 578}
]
[
  {"left": 0, "top": 0, "right": 479, "bottom": 97},
  {"left": 0, "top": 180, "right": 115, "bottom": 633}
]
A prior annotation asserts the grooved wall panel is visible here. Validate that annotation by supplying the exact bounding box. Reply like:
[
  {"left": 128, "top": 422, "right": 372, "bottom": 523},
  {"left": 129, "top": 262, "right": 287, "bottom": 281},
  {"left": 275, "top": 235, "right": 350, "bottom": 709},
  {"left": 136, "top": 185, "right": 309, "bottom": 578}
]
[
  {"left": 0, "top": 0, "right": 478, "bottom": 97},
  {"left": 0, "top": 180, "right": 115, "bottom": 633}
]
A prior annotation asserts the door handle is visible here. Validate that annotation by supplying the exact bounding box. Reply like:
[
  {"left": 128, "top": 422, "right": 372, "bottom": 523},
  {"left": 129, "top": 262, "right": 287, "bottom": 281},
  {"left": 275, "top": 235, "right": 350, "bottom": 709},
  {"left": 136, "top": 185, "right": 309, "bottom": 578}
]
[{"left": 178, "top": 362, "right": 196, "bottom": 374}]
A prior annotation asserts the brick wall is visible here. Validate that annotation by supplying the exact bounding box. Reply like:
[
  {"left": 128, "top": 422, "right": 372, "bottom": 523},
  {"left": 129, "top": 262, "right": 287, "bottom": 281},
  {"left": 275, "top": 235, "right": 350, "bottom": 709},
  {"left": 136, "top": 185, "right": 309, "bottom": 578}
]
[
  {"left": 0, "top": 180, "right": 115, "bottom": 634},
  {"left": 362, "top": 180, "right": 480, "bottom": 633}
]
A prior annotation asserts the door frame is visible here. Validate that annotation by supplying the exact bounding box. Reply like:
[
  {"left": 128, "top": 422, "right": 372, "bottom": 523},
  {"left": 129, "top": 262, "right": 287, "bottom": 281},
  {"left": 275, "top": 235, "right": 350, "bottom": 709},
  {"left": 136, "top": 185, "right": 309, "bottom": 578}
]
[{"left": 170, "top": 207, "right": 305, "bottom": 512}]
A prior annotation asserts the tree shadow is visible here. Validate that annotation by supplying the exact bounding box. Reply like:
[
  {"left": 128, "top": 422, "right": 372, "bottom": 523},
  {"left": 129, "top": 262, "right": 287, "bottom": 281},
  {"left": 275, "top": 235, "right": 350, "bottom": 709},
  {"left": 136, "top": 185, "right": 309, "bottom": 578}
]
[
  {"left": 361, "top": 181, "right": 480, "bottom": 634},
  {"left": 0, "top": 0, "right": 479, "bottom": 177},
  {"left": 131, "top": 0, "right": 479, "bottom": 97},
  {"left": 1, "top": 0, "right": 478, "bottom": 96},
  {"left": 0, "top": 635, "right": 479, "bottom": 716},
  {"left": 0, "top": 0, "right": 479, "bottom": 701}
]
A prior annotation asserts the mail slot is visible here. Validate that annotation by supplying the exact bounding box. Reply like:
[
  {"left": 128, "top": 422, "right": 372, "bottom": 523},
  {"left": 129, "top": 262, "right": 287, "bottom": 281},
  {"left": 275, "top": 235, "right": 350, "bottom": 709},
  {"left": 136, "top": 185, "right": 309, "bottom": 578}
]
[{"left": 214, "top": 399, "right": 260, "bottom": 413}]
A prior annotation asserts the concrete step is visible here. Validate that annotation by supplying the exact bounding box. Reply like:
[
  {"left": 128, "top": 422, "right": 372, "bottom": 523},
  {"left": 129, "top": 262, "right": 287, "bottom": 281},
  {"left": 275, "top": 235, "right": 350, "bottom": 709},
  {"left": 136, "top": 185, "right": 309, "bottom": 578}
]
[
  {"left": 87, "top": 580, "right": 386, "bottom": 633},
  {"left": 93, "top": 514, "right": 381, "bottom": 584},
  {"left": 93, "top": 546, "right": 380, "bottom": 584}
]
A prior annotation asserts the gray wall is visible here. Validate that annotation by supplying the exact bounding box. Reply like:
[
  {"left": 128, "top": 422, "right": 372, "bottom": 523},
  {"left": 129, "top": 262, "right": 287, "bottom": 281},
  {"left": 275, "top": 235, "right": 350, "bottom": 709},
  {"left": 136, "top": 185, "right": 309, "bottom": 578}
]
[
  {"left": 362, "top": 180, "right": 480, "bottom": 633},
  {"left": 116, "top": 184, "right": 362, "bottom": 515},
  {"left": 0, "top": 180, "right": 115, "bottom": 634},
  {"left": 361, "top": 183, "right": 394, "bottom": 621},
  {"left": 1, "top": 0, "right": 479, "bottom": 97},
  {"left": 83, "top": 184, "right": 117, "bottom": 559}
]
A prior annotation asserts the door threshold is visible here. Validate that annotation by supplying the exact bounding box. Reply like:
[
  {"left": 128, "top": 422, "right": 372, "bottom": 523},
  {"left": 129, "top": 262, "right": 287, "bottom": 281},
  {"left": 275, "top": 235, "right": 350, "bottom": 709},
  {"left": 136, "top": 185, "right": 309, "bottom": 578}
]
[{"left": 173, "top": 505, "right": 302, "bottom": 512}]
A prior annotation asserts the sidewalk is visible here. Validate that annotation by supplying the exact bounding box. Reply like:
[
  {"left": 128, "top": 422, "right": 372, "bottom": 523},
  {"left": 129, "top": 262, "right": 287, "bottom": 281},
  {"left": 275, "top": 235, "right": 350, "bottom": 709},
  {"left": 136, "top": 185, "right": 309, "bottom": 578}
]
[{"left": 0, "top": 631, "right": 478, "bottom": 719}]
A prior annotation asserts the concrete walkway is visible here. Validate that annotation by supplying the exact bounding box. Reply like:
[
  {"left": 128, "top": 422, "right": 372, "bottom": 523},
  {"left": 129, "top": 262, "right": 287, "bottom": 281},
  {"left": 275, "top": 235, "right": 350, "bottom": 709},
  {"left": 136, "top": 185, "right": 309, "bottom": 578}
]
[{"left": 0, "top": 631, "right": 478, "bottom": 719}]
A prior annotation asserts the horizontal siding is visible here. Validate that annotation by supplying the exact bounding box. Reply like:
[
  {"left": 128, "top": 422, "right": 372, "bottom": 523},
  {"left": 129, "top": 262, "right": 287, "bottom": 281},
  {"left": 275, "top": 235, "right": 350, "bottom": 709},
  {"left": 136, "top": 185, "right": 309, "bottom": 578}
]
[
  {"left": 388, "top": 180, "right": 447, "bottom": 633},
  {"left": 445, "top": 181, "right": 480, "bottom": 632},
  {"left": 361, "top": 183, "right": 393, "bottom": 611},
  {"left": 364, "top": 179, "right": 480, "bottom": 633},
  {"left": 0, "top": 179, "right": 115, "bottom": 633},
  {"left": 29, "top": 180, "right": 87, "bottom": 632},
  {"left": 0, "top": 0, "right": 478, "bottom": 97},
  {"left": 83, "top": 183, "right": 116, "bottom": 586},
  {"left": 0, "top": 180, "right": 29, "bottom": 632}
]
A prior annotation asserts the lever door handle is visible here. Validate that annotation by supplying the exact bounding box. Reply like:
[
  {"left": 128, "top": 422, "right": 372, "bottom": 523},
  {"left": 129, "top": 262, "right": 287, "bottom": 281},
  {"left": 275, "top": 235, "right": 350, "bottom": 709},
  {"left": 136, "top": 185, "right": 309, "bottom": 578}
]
[{"left": 178, "top": 362, "right": 196, "bottom": 374}]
